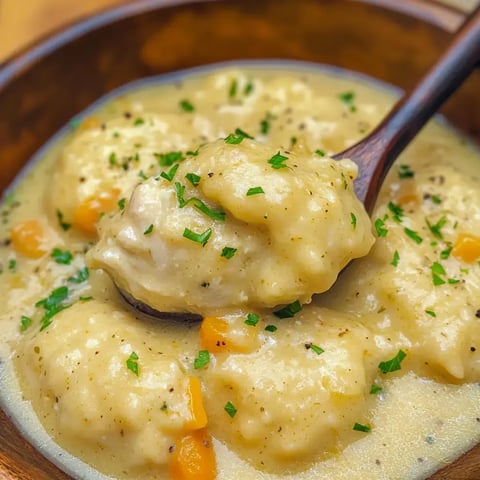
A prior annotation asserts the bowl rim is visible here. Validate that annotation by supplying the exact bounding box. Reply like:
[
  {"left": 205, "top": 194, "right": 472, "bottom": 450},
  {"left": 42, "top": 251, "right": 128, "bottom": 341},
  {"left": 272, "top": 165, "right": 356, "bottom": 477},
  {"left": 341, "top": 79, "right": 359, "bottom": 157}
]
[{"left": 0, "top": 0, "right": 467, "bottom": 92}]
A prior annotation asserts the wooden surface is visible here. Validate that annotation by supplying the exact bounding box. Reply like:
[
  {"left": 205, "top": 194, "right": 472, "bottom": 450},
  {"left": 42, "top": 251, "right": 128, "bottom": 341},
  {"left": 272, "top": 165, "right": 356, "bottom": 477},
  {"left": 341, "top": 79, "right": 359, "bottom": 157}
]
[{"left": 0, "top": 0, "right": 478, "bottom": 63}]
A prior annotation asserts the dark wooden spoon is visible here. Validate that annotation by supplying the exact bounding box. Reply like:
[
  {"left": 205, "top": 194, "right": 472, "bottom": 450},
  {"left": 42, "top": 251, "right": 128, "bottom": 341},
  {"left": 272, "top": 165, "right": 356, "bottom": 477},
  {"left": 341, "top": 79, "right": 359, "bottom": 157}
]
[
  {"left": 334, "top": 6, "right": 480, "bottom": 213},
  {"left": 121, "top": 7, "right": 479, "bottom": 321}
]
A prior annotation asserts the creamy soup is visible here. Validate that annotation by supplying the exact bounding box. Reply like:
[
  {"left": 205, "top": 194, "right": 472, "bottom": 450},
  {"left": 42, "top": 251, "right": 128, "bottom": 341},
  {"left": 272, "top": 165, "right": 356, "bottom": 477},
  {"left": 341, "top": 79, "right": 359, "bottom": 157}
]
[{"left": 1, "top": 64, "right": 480, "bottom": 480}]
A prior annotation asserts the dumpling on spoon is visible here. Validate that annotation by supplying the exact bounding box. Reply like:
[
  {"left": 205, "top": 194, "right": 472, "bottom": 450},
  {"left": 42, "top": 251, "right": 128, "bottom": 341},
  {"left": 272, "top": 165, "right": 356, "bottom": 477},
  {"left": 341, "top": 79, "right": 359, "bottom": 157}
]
[{"left": 87, "top": 136, "right": 374, "bottom": 314}]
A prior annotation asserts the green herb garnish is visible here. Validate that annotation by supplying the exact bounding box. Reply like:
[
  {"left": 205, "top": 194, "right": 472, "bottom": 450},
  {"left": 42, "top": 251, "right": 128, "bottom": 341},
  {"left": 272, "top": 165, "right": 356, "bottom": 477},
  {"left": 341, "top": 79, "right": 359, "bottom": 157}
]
[
  {"left": 194, "top": 350, "right": 210, "bottom": 369},
  {"left": 370, "top": 384, "right": 382, "bottom": 394},
  {"left": 273, "top": 300, "right": 302, "bottom": 318},
  {"left": 353, "top": 422, "right": 371, "bottom": 432},
  {"left": 154, "top": 151, "right": 184, "bottom": 167},
  {"left": 68, "top": 267, "right": 89, "bottom": 284},
  {"left": 391, "top": 250, "right": 400, "bottom": 267},
  {"left": 225, "top": 128, "right": 254, "bottom": 144},
  {"left": 398, "top": 164, "right": 414, "bottom": 179},
  {"left": 179, "top": 99, "right": 195, "bottom": 112},
  {"left": 20, "top": 315, "right": 32, "bottom": 332},
  {"left": 350, "top": 212, "right": 357, "bottom": 229},
  {"left": 374, "top": 218, "right": 388, "bottom": 237},
  {"left": 224, "top": 401, "right": 237, "bottom": 418},
  {"left": 338, "top": 91, "right": 356, "bottom": 112},
  {"left": 378, "top": 350, "right": 407, "bottom": 374},
  {"left": 160, "top": 163, "right": 180, "bottom": 182},
  {"left": 247, "top": 186, "right": 265, "bottom": 196},
  {"left": 118, "top": 198, "right": 126, "bottom": 210},
  {"left": 404, "top": 228, "right": 423, "bottom": 244},
  {"left": 144, "top": 224, "right": 154, "bottom": 235},
  {"left": 56, "top": 209, "right": 71, "bottom": 231},
  {"left": 183, "top": 227, "right": 212, "bottom": 247},
  {"left": 305, "top": 343, "right": 324, "bottom": 355},
  {"left": 126, "top": 351, "right": 139, "bottom": 376},
  {"left": 245, "top": 313, "right": 260, "bottom": 326},
  {"left": 268, "top": 151, "right": 289, "bottom": 170},
  {"left": 51, "top": 248, "right": 73, "bottom": 265},
  {"left": 426, "top": 216, "right": 447, "bottom": 240},
  {"left": 265, "top": 325, "right": 277, "bottom": 332},
  {"left": 185, "top": 173, "right": 201, "bottom": 187}
]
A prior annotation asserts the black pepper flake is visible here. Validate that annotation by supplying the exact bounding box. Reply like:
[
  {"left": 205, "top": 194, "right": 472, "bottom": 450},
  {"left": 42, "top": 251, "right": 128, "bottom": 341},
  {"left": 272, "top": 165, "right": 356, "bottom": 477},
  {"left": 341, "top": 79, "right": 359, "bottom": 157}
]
[
  {"left": 208, "top": 172, "right": 214, "bottom": 177},
  {"left": 375, "top": 459, "right": 381, "bottom": 466},
  {"left": 476, "top": 309, "right": 480, "bottom": 318},
  {"left": 168, "top": 445, "right": 175, "bottom": 453},
  {"left": 124, "top": 111, "right": 132, "bottom": 119},
  {"left": 471, "top": 346, "right": 477, "bottom": 352},
  {"left": 418, "top": 458, "right": 424, "bottom": 463}
]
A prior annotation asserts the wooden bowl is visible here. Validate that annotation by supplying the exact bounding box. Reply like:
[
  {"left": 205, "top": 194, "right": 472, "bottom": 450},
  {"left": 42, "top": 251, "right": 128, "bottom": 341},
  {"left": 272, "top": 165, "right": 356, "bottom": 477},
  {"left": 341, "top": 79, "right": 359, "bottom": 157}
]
[{"left": 0, "top": 0, "right": 479, "bottom": 478}]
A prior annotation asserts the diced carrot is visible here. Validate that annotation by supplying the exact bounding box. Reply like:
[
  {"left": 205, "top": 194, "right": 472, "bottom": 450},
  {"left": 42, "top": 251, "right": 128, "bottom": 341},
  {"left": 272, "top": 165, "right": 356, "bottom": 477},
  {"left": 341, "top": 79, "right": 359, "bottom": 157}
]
[
  {"left": 397, "top": 194, "right": 420, "bottom": 206},
  {"left": 168, "top": 429, "right": 217, "bottom": 480},
  {"left": 452, "top": 233, "right": 480, "bottom": 263},
  {"left": 185, "top": 376, "right": 208, "bottom": 431},
  {"left": 199, "top": 316, "right": 259, "bottom": 354},
  {"left": 73, "top": 188, "right": 120, "bottom": 235},
  {"left": 78, "top": 116, "right": 101, "bottom": 132},
  {"left": 10, "top": 219, "right": 46, "bottom": 259}
]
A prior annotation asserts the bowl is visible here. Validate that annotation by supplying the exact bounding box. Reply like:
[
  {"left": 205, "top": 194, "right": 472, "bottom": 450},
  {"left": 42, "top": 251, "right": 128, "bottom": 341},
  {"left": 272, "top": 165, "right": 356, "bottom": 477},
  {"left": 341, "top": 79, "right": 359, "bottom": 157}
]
[{"left": 0, "top": 0, "right": 479, "bottom": 478}]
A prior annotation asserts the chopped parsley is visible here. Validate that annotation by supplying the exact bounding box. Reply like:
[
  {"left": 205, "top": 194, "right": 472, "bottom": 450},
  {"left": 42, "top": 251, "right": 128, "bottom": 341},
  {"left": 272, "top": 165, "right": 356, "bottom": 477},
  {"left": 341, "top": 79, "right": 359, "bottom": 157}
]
[
  {"left": 268, "top": 151, "right": 289, "bottom": 170},
  {"left": 185, "top": 173, "right": 201, "bottom": 187},
  {"left": 440, "top": 245, "right": 453, "bottom": 260},
  {"left": 36, "top": 286, "right": 71, "bottom": 331},
  {"left": 144, "top": 224, "right": 154, "bottom": 235},
  {"left": 246, "top": 186, "right": 265, "bottom": 196},
  {"left": 265, "top": 325, "right": 277, "bottom": 332},
  {"left": 160, "top": 163, "right": 180, "bottom": 182},
  {"left": 338, "top": 91, "right": 356, "bottom": 112},
  {"left": 20, "top": 315, "right": 32, "bottom": 332},
  {"left": 378, "top": 350, "right": 407, "bottom": 374},
  {"left": 179, "top": 99, "right": 195, "bottom": 112},
  {"left": 8, "top": 259, "right": 16, "bottom": 271},
  {"left": 305, "top": 343, "right": 324, "bottom": 355},
  {"left": 56, "top": 209, "right": 71, "bottom": 231},
  {"left": 315, "top": 149, "right": 325, "bottom": 157},
  {"left": 133, "top": 117, "right": 145, "bottom": 126},
  {"left": 370, "top": 384, "right": 382, "bottom": 394},
  {"left": 138, "top": 169, "right": 149, "bottom": 180},
  {"left": 431, "top": 262, "right": 446, "bottom": 286},
  {"left": 108, "top": 152, "right": 118, "bottom": 166},
  {"left": 353, "top": 422, "right": 371, "bottom": 433},
  {"left": 431, "top": 194, "right": 442, "bottom": 204},
  {"left": 387, "top": 202, "right": 403, "bottom": 222},
  {"left": 245, "top": 313, "right": 260, "bottom": 326},
  {"left": 244, "top": 79, "right": 254, "bottom": 95},
  {"left": 225, "top": 128, "right": 254, "bottom": 144},
  {"left": 391, "top": 250, "right": 400, "bottom": 267},
  {"left": 221, "top": 247, "right": 237, "bottom": 259},
  {"left": 154, "top": 151, "right": 184, "bottom": 167},
  {"left": 228, "top": 79, "right": 238, "bottom": 99},
  {"left": 374, "top": 218, "right": 388, "bottom": 237},
  {"left": 126, "top": 351, "right": 139, "bottom": 376},
  {"left": 51, "top": 248, "right": 73, "bottom": 265},
  {"left": 404, "top": 227, "right": 423, "bottom": 244},
  {"left": 183, "top": 227, "right": 212, "bottom": 247},
  {"left": 398, "top": 164, "right": 414, "bottom": 179},
  {"left": 175, "top": 182, "right": 225, "bottom": 221},
  {"left": 260, "top": 113, "right": 275, "bottom": 135},
  {"left": 273, "top": 300, "right": 302, "bottom": 318},
  {"left": 350, "top": 212, "right": 357, "bottom": 229},
  {"left": 426, "top": 216, "right": 447, "bottom": 240},
  {"left": 118, "top": 198, "right": 126, "bottom": 210},
  {"left": 193, "top": 350, "right": 210, "bottom": 369},
  {"left": 425, "top": 309, "right": 436, "bottom": 317},
  {"left": 224, "top": 401, "right": 237, "bottom": 418},
  {"left": 68, "top": 267, "right": 89, "bottom": 284}
]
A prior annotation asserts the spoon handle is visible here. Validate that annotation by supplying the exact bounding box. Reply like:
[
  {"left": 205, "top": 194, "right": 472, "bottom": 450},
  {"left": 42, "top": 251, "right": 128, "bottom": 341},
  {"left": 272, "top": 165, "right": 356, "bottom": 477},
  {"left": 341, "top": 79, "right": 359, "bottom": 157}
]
[{"left": 336, "top": 7, "right": 480, "bottom": 212}]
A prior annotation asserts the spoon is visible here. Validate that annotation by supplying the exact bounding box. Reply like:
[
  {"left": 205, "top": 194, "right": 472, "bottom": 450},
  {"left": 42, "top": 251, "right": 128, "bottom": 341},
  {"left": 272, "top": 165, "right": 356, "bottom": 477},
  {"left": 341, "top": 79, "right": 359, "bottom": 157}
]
[
  {"left": 335, "top": 6, "right": 480, "bottom": 213},
  {"left": 121, "top": 7, "right": 479, "bottom": 321}
]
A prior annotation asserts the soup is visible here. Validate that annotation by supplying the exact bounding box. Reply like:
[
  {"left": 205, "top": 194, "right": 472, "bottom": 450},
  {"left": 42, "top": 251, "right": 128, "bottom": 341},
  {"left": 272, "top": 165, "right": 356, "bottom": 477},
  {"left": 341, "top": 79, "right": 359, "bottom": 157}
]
[{"left": 1, "top": 64, "right": 479, "bottom": 479}]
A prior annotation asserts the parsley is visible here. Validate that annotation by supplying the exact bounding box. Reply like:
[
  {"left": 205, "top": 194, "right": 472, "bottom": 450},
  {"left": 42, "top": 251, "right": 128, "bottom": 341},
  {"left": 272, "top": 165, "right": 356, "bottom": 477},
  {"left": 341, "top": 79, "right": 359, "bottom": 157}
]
[
  {"left": 138, "top": 170, "right": 149, "bottom": 180},
  {"left": 425, "top": 310, "right": 436, "bottom": 317},
  {"left": 8, "top": 259, "right": 16, "bottom": 271},
  {"left": 36, "top": 286, "right": 71, "bottom": 331},
  {"left": 68, "top": 267, "right": 89, "bottom": 284},
  {"left": 245, "top": 313, "right": 259, "bottom": 326},
  {"left": 118, "top": 198, "right": 126, "bottom": 210},
  {"left": 353, "top": 422, "right": 371, "bottom": 433},
  {"left": 79, "top": 296, "right": 93, "bottom": 302},
  {"left": 290, "top": 137, "right": 297, "bottom": 148},
  {"left": 374, "top": 218, "right": 388, "bottom": 237},
  {"left": 144, "top": 224, "right": 154, "bottom": 235},
  {"left": 440, "top": 245, "right": 452, "bottom": 260},
  {"left": 260, "top": 113, "right": 275, "bottom": 135},
  {"left": 225, "top": 128, "right": 254, "bottom": 144},
  {"left": 160, "top": 163, "right": 179, "bottom": 182},
  {"left": 305, "top": 343, "right": 324, "bottom": 355},
  {"left": 431, "top": 262, "right": 446, "bottom": 286},
  {"left": 315, "top": 149, "right": 325, "bottom": 157},
  {"left": 431, "top": 194, "right": 442, "bottom": 204},
  {"left": 448, "top": 278, "right": 460, "bottom": 284},
  {"left": 183, "top": 227, "right": 212, "bottom": 247},
  {"left": 387, "top": 202, "right": 403, "bottom": 222},
  {"left": 186, "top": 149, "right": 199, "bottom": 157},
  {"left": 265, "top": 325, "right": 277, "bottom": 332},
  {"left": 56, "top": 210, "right": 71, "bottom": 231},
  {"left": 221, "top": 247, "right": 237, "bottom": 259},
  {"left": 391, "top": 250, "right": 400, "bottom": 267},
  {"left": 174, "top": 182, "right": 225, "bottom": 221},
  {"left": 51, "top": 248, "right": 73, "bottom": 265},
  {"left": 20, "top": 315, "right": 32, "bottom": 332},
  {"left": 338, "top": 91, "right": 356, "bottom": 112},
  {"left": 194, "top": 350, "right": 210, "bottom": 369},
  {"left": 244, "top": 79, "right": 254, "bottom": 95},
  {"left": 185, "top": 173, "right": 201, "bottom": 187},
  {"left": 246, "top": 186, "right": 264, "bottom": 196},
  {"left": 133, "top": 117, "right": 145, "bottom": 126},
  {"left": 426, "top": 216, "right": 447, "bottom": 240},
  {"left": 154, "top": 151, "right": 184, "bottom": 167},
  {"left": 350, "top": 212, "right": 357, "bottom": 229},
  {"left": 370, "top": 384, "right": 382, "bottom": 394},
  {"left": 109, "top": 152, "right": 118, "bottom": 166},
  {"left": 398, "top": 164, "right": 414, "bottom": 179},
  {"left": 126, "top": 352, "right": 139, "bottom": 375},
  {"left": 179, "top": 99, "right": 195, "bottom": 112},
  {"left": 378, "top": 350, "right": 407, "bottom": 374},
  {"left": 274, "top": 300, "right": 302, "bottom": 318},
  {"left": 229, "top": 79, "right": 238, "bottom": 98},
  {"left": 404, "top": 228, "right": 423, "bottom": 244},
  {"left": 268, "top": 151, "right": 289, "bottom": 170},
  {"left": 224, "top": 401, "right": 237, "bottom": 418}
]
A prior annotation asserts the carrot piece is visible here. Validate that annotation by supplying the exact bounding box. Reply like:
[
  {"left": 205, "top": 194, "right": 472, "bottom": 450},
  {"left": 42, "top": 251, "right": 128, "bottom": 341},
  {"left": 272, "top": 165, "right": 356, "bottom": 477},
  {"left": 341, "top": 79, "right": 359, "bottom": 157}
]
[
  {"left": 185, "top": 376, "right": 208, "bottom": 431},
  {"left": 10, "top": 219, "right": 46, "bottom": 259},
  {"left": 73, "top": 188, "right": 120, "bottom": 235},
  {"left": 78, "top": 116, "right": 101, "bottom": 131},
  {"left": 452, "top": 233, "right": 480, "bottom": 263},
  {"left": 169, "top": 429, "right": 217, "bottom": 480}
]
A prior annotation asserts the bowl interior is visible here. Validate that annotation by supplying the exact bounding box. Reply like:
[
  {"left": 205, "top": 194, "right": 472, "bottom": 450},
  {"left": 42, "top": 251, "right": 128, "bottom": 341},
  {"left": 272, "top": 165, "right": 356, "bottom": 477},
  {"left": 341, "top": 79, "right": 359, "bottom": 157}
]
[{"left": 0, "top": 0, "right": 479, "bottom": 478}]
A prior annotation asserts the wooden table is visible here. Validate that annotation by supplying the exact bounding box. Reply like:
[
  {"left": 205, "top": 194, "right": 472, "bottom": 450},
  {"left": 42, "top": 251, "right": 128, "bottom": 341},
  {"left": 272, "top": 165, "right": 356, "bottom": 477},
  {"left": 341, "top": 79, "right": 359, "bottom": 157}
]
[{"left": 0, "top": 0, "right": 478, "bottom": 63}]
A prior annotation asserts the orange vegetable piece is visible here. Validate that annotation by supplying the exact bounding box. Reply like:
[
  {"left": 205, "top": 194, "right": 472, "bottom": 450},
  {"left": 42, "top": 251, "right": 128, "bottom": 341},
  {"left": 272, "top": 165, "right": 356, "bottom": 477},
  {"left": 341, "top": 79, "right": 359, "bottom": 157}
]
[
  {"left": 10, "top": 219, "right": 46, "bottom": 259},
  {"left": 78, "top": 116, "right": 101, "bottom": 131},
  {"left": 73, "top": 188, "right": 120, "bottom": 235},
  {"left": 169, "top": 429, "right": 217, "bottom": 480},
  {"left": 185, "top": 376, "right": 208, "bottom": 431},
  {"left": 452, "top": 233, "right": 480, "bottom": 263}
]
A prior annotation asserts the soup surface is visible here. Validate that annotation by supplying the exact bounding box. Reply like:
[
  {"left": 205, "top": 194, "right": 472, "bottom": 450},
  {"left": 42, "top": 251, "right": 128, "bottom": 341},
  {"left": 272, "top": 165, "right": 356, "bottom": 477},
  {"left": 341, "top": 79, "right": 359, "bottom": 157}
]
[{"left": 1, "top": 64, "right": 480, "bottom": 480}]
